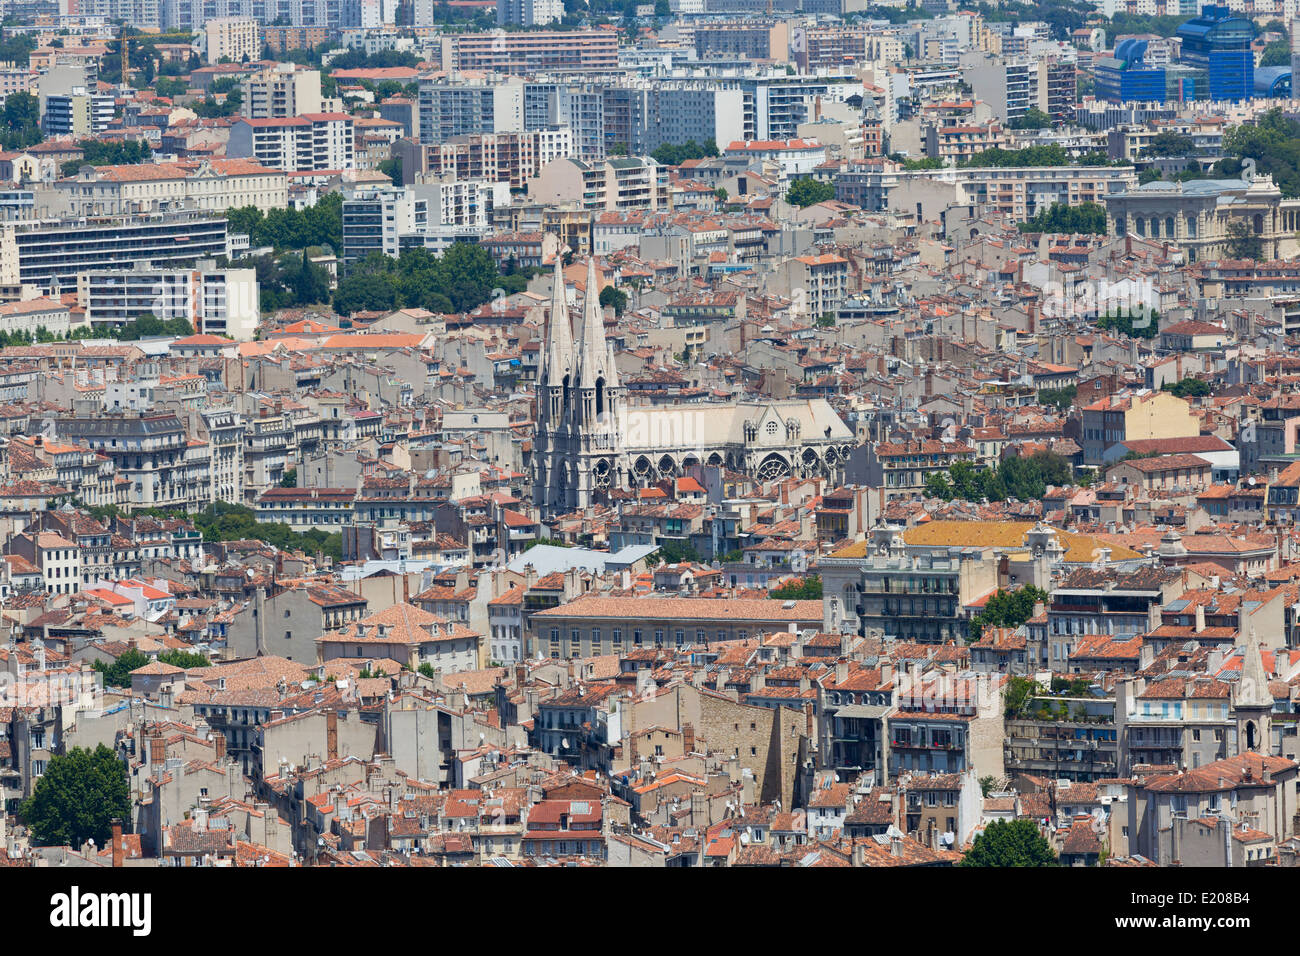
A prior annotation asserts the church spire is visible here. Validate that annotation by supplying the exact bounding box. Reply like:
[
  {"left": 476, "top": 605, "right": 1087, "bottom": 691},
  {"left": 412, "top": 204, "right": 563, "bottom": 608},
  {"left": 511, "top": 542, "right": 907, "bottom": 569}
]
[
  {"left": 544, "top": 249, "right": 574, "bottom": 387},
  {"left": 577, "top": 255, "right": 607, "bottom": 389},
  {"left": 1238, "top": 626, "right": 1274, "bottom": 709}
]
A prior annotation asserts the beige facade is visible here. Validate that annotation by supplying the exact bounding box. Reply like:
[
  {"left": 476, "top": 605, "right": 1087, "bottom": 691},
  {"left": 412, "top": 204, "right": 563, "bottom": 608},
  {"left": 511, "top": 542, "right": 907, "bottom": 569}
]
[{"left": 205, "top": 17, "right": 262, "bottom": 66}]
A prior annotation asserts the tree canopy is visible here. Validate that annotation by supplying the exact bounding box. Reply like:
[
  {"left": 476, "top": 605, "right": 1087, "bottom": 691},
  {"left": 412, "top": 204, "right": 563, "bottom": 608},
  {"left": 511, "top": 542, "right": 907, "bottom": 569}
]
[
  {"left": 1096, "top": 306, "right": 1159, "bottom": 339},
  {"left": 1162, "top": 376, "right": 1211, "bottom": 398},
  {"left": 92, "top": 648, "right": 151, "bottom": 688},
  {"left": 969, "top": 585, "right": 1050, "bottom": 640},
  {"left": 786, "top": 177, "right": 837, "bottom": 207},
  {"left": 1220, "top": 108, "right": 1300, "bottom": 198},
  {"left": 924, "top": 452, "right": 1074, "bottom": 505},
  {"left": 770, "top": 576, "right": 822, "bottom": 600},
  {"left": 20, "top": 745, "right": 132, "bottom": 848},
  {"left": 649, "top": 138, "right": 718, "bottom": 166},
  {"left": 332, "top": 243, "right": 530, "bottom": 317},
  {"left": 1019, "top": 201, "right": 1107, "bottom": 235},
  {"left": 960, "top": 819, "right": 1059, "bottom": 867},
  {"left": 1008, "top": 107, "right": 1052, "bottom": 130},
  {"left": 227, "top": 191, "right": 343, "bottom": 254}
]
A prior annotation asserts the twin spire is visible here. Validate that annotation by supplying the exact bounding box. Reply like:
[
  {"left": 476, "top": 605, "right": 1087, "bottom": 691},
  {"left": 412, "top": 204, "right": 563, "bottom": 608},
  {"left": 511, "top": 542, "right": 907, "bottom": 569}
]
[{"left": 543, "top": 244, "right": 619, "bottom": 394}]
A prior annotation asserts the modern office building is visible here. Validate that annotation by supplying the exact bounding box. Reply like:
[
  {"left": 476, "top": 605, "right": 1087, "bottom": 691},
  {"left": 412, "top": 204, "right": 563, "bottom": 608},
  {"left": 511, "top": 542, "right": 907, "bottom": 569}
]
[
  {"left": 1095, "top": 38, "right": 1167, "bottom": 104},
  {"left": 1177, "top": 5, "right": 1255, "bottom": 102}
]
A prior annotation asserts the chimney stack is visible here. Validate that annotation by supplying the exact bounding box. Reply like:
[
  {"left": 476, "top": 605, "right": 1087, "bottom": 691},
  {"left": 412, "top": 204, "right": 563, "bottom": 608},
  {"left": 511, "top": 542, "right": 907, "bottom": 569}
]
[{"left": 111, "top": 819, "right": 124, "bottom": 868}]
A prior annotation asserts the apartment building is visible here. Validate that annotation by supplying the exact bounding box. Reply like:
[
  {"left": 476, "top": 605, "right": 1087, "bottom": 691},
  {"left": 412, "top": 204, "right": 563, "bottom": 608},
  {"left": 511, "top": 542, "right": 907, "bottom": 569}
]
[
  {"left": 497, "top": 0, "right": 562, "bottom": 25},
  {"left": 438, "top": 29, "right": 620, "bottom": 74},
  {"left": 58, "top": 414, "right": 209, "bottom": 510},
  {"left": 530, "top": 156, "right": 671, "bottom": 213},
  {"left": 76, "top": 262, "right": 260, "bottom": 340},
  {"left": 228, "top": 114, "right": 355, "bottom": 172},
  {"left": 775, "top": 252, "right": 851, "bottom": 319},
  {"left": 417, "top": 78, "right": 525, "bottom": 146},
  {"left": 529, "top": 596, "right": 823, "bottom": 658},
  {"left": 820, "top": 524, "right": 999, "bottom": 643},
  {"left": 1080, "top": 389, "right": 1198, "bottom": 465},
  {"left": 2, "top": 212, "right": 230, "bottom": 293},
  {"left": 204, "top": 17, "right": 261, "bottom": 65},
  {"left": 41, "top": 88, "right": 115, "bottom": 138},
  {"left": 397, "top": 128, "right": 573, "bottom": 191},
  {"left": 241, "top": 64, "right": 324, "bottom": 119},
  {"left": 341, "top": 181, "right": 502, "bottom": 263}
]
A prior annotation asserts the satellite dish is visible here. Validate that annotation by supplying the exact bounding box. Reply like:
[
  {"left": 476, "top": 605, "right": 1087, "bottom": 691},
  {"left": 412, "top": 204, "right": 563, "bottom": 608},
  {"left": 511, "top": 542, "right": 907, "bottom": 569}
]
[
  {"left": 740, "top": 831, "right": 750, "bottom": 845},
  {"left": 560, "top": 738, "right": 569, "bottom": 749}
]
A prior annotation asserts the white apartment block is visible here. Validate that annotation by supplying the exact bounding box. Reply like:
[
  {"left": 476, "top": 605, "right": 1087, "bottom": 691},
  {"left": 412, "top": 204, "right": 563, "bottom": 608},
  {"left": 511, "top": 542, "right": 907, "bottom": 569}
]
[
  {"left": 76, "top": 263, "right": 261, "bottom": 340},
  {"left": 228, "top": 113, "right": 355, "bottom": 172}
]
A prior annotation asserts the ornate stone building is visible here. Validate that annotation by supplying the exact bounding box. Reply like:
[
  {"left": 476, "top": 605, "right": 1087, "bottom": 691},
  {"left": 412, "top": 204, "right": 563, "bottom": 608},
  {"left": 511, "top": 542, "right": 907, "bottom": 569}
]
[
  {"left": 531, "top": 252, "right": 855, "bottom": 519},
  {"left": 1102, "top": 160, "right": 1300, "bottom": 262}
]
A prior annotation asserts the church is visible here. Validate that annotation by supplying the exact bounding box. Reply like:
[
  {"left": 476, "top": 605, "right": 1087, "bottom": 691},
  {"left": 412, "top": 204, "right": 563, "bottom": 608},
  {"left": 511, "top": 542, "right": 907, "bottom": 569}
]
[{"left": 532, "top": 253, "right": 856, "bottom": 519}]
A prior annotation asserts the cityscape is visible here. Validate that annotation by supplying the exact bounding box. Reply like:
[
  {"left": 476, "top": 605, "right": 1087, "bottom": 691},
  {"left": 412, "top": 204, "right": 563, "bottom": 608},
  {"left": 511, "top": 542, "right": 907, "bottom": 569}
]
[{"left": 0, "top": 0, "right": 1295, "bottom": 879}]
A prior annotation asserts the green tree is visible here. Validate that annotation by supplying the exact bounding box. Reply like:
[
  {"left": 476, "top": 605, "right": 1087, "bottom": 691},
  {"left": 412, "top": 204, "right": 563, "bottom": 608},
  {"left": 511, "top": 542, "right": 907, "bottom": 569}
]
[
  {"left": 1144, "top": 130, "right": 1196, "bottom": 157},
  {"left": 378, "top": 154, "right": 403, "bottom": 186},
  {"left": 960, "top": 819, "right": 1058, "bottom": 867},
  {"left": 92, "top": 648, "right": 151, "bottom": 687},
  {"left": 770, "top": 576, "right": 822, "bottom": 600},
  {"left": 157, "top": 649, "right": 211, "bottom": 668},
  {"left": 1008, "top": 107, "right": 1052, "bottom": 130},
  {"left": 1038, "top": 384, "right": 1077, "bottom": 410},
  {"left": 979, "top": 775, "right": 997, "bottom": 797},
  {"left": 1097, "top": 306, "right": 1159, "bottom": 339},
  {"left": 1019, "top": 201, "right": 1107, "bottom": 235},
  {"left": 1004, "top": 676, "right": 1037, "bottom": 717},
  {"left": 418, "top": 662, "right": 436, "bottom": 678},
  {"left": 970, "top": 585, "right": 1049, "bottom": 640},
  {"left": 786, "top": 177, "right": 836, "bottom": 207},
  {"left": 20, "top": 745, "right": 131, "bottom": 848},
  {"left": 599, "top": 284, "right": 628, "bottom": 315},
  {"left": 1162, "top": 376, "right": 1211, "bottom": 398},
  {"left": 1224, "top": 219, "right": 1264, "bottom": 260},
  {"left": 1260, "top": 39, "right": 1291, "bottom": 67},
  {"left": 280, "top": 467, "right": 298, "bottom": 488},
  {"left": 655, "top": 540, "right": 700, "bottom": 564}
]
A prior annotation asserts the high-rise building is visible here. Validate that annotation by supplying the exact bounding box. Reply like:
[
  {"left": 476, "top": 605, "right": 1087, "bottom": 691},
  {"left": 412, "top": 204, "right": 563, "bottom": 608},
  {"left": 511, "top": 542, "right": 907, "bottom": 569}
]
[
  {"left": 417, "top": 77, "right": 525, "bottom": 145},
  {"left": 241, "top": 64, "right": 324, "bottom": 119},
  {"left": 496, "top": 0, "right": 561, "bottom": 26},
  {"left": 1095, "top": 37, "right": 1166, "bottom": 104},
  {"left": 1177, "top": 4, "right": 1255, "bottom": 102},
  {"left": 204, "top": 17, "right": 261, "bottom": 64},
  {"left": 437, "top": 29, "right": 620, "bottom": 73}
]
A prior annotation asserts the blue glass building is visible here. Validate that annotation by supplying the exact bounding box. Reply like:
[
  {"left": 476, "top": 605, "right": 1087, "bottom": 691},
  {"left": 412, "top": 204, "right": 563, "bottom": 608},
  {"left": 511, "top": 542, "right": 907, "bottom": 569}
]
[
  {"left": 1177, "top": 5, "right": 1255, "bottom": 102},
  {"left": 1095, "top": 38, "right": 1166, "bottom": 103}
]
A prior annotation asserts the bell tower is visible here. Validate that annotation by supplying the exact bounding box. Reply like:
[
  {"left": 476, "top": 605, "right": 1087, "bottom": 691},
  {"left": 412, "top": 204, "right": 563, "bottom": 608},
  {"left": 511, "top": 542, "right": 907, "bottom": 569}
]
[{"left": 1233, "top": 628, "right": 1273, "bottom": 755}]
